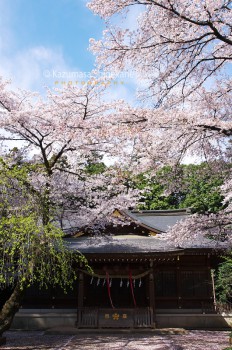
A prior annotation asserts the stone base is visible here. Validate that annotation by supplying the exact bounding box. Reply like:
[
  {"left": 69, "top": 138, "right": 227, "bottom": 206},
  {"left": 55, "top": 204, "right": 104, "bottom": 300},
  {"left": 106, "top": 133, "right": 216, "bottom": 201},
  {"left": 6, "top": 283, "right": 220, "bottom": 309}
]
[
  {"left": 156, "top": 313, "right": 232, "bottom": 329},
  {"left": 11, "top": 309, "right": 232, "bottom": 331},
  {"left": 0, "top": 337, "right": 6, "bottom": 346}
]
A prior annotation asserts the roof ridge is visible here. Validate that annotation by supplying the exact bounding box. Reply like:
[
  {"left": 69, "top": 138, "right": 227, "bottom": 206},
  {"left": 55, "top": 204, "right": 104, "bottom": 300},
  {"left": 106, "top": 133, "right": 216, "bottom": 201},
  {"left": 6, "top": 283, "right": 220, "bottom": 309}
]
[{"left": 130, "top": 208, "right": 191, "bottom": 214}]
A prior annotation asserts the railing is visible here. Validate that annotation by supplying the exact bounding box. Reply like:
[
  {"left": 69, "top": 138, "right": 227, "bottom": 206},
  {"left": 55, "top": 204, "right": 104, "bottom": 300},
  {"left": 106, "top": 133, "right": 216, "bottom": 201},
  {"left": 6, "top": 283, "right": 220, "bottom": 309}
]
[
  {"left": 77, "top": 307, "right": 153, "bottom": 328},
  {"left": 200, "top": 301, "right": 217, "bottom": 314},
  {"left": 134, "top": 307, "right": 153, "bottom": 328},
  {"left": 77, "top": 307, "right": 98, "bottom": 328}
]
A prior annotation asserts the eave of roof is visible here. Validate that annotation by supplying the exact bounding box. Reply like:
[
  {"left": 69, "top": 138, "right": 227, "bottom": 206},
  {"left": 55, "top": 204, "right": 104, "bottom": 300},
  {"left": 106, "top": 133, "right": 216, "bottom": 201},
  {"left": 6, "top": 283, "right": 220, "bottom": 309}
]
[
  {"left": 119, "top": 208, "right": 190, "bottom": 233},
  {"left": 64, "top": 233, "right": 218, "bottom": 255},
  {"left": 65, "top": 235, "right": 181, "bottom": 254}
]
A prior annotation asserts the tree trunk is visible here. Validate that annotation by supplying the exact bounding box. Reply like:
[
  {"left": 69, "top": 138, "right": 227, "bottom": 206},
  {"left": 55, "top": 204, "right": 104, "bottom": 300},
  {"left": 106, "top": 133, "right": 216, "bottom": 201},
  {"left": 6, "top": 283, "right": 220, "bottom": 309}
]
[{"left": 0, "top": 282, "right": 25, "bottom": 336}]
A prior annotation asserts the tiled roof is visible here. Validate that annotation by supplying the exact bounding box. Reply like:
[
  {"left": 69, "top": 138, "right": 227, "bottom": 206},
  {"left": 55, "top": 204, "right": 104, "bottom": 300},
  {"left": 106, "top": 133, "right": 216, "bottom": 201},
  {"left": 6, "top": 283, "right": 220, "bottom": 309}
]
[
  {"left": 64, "top": 209, "right": 219, "bottom": 253},
  {"left": 123, "top": 209, "right": 190, "bottom": 233}
]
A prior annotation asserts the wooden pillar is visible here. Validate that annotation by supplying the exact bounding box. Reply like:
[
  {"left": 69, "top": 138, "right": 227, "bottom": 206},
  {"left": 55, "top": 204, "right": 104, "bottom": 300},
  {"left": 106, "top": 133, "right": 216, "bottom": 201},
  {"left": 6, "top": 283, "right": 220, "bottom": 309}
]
[
  {"left": 77, "top": 272, "right": 84, "bottom": 328},
  {"left": 208, "top": 253, "right": 216, "bottom": 311},
  {"left": 78, "top": 272, "right": 84, "bottom": 308},
  {"left": 176, "top": 255, "right": 182, "bottom": 309},
  {"left": 149, "top": 261, "right": 155, "bottom": 328},
  {"left": 211, "top": 269, "right": 217, "bottom": 311}
]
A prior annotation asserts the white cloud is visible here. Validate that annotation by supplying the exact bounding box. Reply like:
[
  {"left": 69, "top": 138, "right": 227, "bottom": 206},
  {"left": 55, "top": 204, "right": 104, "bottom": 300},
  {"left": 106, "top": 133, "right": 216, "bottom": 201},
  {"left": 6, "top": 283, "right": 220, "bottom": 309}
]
[
  {"left": 0, "top": 1, "right": 77, "bottom": 93},
  {"left": 0, "top": 0, "right": 139, "bottom": 103},
  {"left": 0, "top": 45, "right": 72, "bottom": 92}
]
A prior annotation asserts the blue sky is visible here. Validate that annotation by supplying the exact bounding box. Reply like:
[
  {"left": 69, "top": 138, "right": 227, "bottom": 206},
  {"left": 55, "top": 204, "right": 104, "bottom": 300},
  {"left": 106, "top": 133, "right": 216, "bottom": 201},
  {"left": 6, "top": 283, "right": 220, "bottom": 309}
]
[
  {"left": 0, "top": 0, "right": 106, "bottom": 89},
  {"left": 9, "top": 0, "right": 103, "bottom": 70},
  {"left": 0, "top": 0, "right": 145, "bottom": 102}
]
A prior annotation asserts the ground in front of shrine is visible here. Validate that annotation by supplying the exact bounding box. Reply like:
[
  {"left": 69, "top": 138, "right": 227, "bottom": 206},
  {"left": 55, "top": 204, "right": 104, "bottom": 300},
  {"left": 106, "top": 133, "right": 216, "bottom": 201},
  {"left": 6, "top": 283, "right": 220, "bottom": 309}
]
[{"left": 0, "top": 330, "right": 230, "bottom": 350}]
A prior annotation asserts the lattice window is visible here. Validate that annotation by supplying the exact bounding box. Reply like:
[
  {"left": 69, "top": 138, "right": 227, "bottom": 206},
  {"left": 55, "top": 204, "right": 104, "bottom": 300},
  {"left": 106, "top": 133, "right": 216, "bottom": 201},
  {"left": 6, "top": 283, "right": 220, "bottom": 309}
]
[
  {"left": 180, "top": 271, "right": 209, "bottom": 297},
  {"left": 155, "top": 271, "right": 177, "bottom": 297}
]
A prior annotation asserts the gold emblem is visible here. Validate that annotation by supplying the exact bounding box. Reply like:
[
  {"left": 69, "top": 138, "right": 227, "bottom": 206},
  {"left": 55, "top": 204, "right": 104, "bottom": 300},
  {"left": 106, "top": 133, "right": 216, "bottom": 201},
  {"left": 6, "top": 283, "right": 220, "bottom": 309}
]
[
  {"left": 122, "top": 314, "right": 127, "bottom": 319},
  {"left": 112, "top": 313, "right": 120, "bottom": 320}
]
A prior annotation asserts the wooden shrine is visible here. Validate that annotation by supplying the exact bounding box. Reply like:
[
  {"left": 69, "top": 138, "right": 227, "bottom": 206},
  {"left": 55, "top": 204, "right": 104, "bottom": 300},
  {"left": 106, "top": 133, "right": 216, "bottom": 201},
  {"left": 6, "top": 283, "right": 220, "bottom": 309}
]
[{"left": 16, "top": 208, "right": 219, "bottom": 329}]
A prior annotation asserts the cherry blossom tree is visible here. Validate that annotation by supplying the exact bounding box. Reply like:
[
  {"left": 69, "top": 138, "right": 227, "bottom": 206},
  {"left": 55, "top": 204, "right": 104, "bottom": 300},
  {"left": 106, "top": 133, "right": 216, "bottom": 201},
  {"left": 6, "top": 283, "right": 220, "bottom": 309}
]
[
  {"left": 0, "top": 77, "right": 141, "bottom": 227},
  {"left": 88, "top": 0, "right": 231, "bottom": 103},
  {"left": 87, "top": 0, "right": 232, "bottom": 168},
  {"left": 0, "top": 156, "right": 87, "bottom": 337},
  {"left": 88, "top": 0, "right": 232, "bottom": 156},
  {"left": 0, "top": 76, "right": 144, "bottom": 337},
  {"left": 88, "top": 0, "right": 232, "bottom": 246}
]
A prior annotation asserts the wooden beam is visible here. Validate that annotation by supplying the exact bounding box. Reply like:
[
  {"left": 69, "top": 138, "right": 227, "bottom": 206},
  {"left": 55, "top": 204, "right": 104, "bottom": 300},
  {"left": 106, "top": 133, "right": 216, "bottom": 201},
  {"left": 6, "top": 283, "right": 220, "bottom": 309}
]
[
  {"left": 149, "top": 262, "right": 155, "bottom": 328},
  {"left": 78, "top": 272, "right": 84, "bottom": 308}
]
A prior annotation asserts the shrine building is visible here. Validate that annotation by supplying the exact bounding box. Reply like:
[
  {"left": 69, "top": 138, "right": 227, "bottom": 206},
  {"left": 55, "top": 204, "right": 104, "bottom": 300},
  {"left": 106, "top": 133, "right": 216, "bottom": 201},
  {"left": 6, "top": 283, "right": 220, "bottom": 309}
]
[{"left": 8, "top": 209, "right": 232, "bottom": 330}]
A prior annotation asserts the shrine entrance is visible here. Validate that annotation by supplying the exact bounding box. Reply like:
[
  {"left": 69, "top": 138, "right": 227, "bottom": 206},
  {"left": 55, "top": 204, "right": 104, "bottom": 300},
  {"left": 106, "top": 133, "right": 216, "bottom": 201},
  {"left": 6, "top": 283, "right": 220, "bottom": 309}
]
[
  {"left": 77, "top": 263, "right": 155, "bottom": 328},
  {"left": 83, "top": 275, "right": 148, "bottom": 308}
]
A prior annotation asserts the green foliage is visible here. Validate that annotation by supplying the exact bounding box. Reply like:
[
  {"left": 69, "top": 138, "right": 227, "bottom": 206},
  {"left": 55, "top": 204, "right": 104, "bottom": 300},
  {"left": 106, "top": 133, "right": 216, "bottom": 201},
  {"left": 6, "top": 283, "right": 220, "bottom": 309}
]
[
  {"left": 136, "top": 163, "right": 225, "bottom": 213},
  {"left": 0, "top": 157, "right": 89, "bottom": 291},
  {"left": 215, "top": 253, "right": 232, "bottom": 304},
  {"left": 136, "top": 178, "right": 179, "bottom": 210},
  {"left": 84, "top": 152, "right": 106, "bottom": 175},
  {"left": 175, "top": 164, "right": 225, "bottom": 213},
  {"left": 0, "top": 215, "right": 82, "bottom": 290}
]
